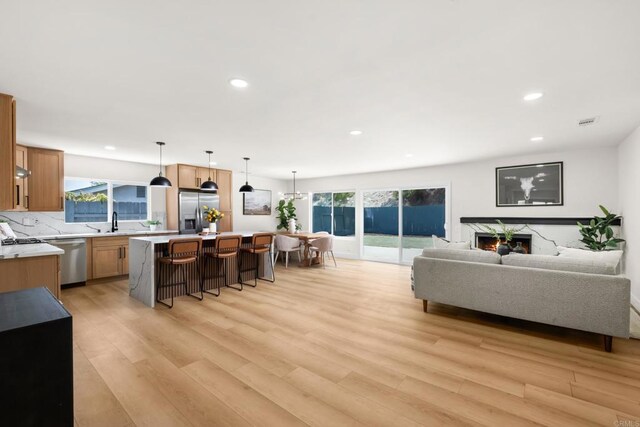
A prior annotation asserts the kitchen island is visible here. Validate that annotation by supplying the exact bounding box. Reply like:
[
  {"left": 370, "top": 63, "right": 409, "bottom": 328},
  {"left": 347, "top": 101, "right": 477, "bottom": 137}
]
[
  {"left": 0, "top": 243, "right": 64, "bottom": 297},
  {"left": 129, "top": 232, "right": 274, "bottom": 307}
]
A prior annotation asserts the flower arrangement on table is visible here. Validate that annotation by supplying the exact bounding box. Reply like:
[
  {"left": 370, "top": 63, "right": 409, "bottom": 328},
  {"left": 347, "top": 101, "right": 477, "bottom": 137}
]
[{"left": 202, "top": 206, "right": 224, "bottom": 223}]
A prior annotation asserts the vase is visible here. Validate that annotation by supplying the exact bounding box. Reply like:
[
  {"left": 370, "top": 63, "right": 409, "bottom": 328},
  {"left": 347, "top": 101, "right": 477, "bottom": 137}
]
[
  {"left": 496, "top": 242, "right": 511, "bottom": 256},
  {"left": 511, "top": 241, "right": 527, "bottom": 254},
  {"left": 149, "top": 224, "right": 157, "bottom": 231},
  {"left": 210, "top": 222, "right": 217, "bottom": 233},
  {"left": 288, "top": 219, "right": 297, "bottom": 233}
]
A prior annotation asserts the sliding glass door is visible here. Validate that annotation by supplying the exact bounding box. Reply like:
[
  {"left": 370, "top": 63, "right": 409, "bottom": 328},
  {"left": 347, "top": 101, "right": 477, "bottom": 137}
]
[
  {"left": 400, "top": 188, "right": 446, "bottom": 263},
  {"left": 361, "top": 186, "right": 448, "bottom": 263},
  {"left": 362, "top": 190, "right": 399, "bottom": 262}
]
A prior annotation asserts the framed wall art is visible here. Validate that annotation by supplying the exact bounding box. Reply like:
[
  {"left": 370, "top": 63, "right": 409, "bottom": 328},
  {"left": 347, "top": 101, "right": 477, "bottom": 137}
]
[{"left": 496, "top": 162, "right": 563, "bottom": 207}]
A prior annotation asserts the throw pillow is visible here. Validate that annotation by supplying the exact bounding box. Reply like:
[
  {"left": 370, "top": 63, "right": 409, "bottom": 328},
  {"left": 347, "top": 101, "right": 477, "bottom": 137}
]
[
  {"left": 556, "top": 246, "right": 623, "bottom": 268},
  {"left": 431, "top": 235, "right": 471, "bottom": 250}
]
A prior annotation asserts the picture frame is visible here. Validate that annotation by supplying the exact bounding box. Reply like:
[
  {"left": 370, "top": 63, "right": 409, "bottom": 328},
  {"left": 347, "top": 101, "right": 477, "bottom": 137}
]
[
  {"left": 243, "top": 189, "right": 272, "bottom": 215},
  {"left": 495, "top": 161, "right": 563, "bottom": 207}
]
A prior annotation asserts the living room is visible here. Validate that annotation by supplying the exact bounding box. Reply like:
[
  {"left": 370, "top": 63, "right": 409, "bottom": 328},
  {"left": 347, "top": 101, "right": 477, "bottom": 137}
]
[{"left": 1, "top": 1, "right": 640, "bottom": 425}]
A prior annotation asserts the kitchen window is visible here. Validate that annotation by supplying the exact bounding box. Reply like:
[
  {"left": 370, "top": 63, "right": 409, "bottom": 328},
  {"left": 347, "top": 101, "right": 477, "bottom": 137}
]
[
  {"left": 312, "top": 191, "right": 356, "bottom": 237},
  {"left": 64, "top": 178, "right": 149, "bottom": 223}
]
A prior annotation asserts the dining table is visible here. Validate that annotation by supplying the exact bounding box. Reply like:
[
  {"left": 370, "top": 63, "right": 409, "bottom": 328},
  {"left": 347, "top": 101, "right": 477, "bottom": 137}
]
[{"left": 282, "top": 232, "right": 327, "bottom": 267}]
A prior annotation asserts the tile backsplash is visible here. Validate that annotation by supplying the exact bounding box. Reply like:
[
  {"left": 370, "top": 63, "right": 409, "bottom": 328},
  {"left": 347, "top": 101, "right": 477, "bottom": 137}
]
[{"left": 0, "top": 211, "right": 167, "bottom": 237}]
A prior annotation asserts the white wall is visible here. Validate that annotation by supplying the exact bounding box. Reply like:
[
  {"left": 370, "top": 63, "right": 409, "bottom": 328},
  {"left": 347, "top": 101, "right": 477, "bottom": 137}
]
[
  {"left": 232, "top": 173, "right": 288, "bottom": 232},
  {"left": 295, "top": 147, "right": 619, "bottom": 258},
  {"left": 618, "top": 125, "right": 640, "bottom": 310}
]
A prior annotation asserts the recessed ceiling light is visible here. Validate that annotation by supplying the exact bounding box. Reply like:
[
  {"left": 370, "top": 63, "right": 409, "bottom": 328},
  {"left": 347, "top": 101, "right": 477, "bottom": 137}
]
[
  {"left": 349, "top": 130, "right": 363, "bottom": 136},
  {"left": 539, "top": 179, "right": 545, "bottom": 182},
  {"left": 229, "top": 78, "right": 249, "bottom": 88},
  {"left": 523, "top": 92, "right": 544, "bottom": 101},
  {"left": 104, "top": 145, "right": 116, "bottom": 150},
  {"left": 209, "top": 161, "right": 217, "bottom": 166},
  {"left": 530, "top": 136, "right": 544, "bottom": 142}
]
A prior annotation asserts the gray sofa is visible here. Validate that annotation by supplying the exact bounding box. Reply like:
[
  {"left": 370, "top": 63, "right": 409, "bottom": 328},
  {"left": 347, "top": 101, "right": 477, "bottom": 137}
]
[{"left": 412, "top": 248, "right": 630, "bottom": 351}]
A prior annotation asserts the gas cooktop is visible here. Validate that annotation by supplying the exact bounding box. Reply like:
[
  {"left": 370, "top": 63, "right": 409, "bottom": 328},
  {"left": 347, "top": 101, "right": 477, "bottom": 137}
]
[{"left": 1, "top": 238, "right": 47, "bottom": 245}]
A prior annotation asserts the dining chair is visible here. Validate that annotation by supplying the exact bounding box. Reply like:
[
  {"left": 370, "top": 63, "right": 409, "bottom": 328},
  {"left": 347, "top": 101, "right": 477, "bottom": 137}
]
[
  {"left": 309, "top": 235, "right": 337, "bottom": 268},
  {"left": 274, "top": 235, "right": 303, "bottom": 268}
]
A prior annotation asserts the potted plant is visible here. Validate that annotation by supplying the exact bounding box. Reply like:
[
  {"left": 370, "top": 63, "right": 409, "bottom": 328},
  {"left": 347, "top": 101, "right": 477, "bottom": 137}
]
[
  {"left": 202, "top": 205, "right": 224, "bottom": 233},
  {"left": 481, "top": 220, "right": 526, "bottom": 255},
  {"left": 577, "top": 205, "right": 625, "bottom": 251},
  {"left": 276, "top": 199, "right": 301, "bottom": 232},
  {"left": 146, "top": 219, "right": 161, "bottom": 231}
]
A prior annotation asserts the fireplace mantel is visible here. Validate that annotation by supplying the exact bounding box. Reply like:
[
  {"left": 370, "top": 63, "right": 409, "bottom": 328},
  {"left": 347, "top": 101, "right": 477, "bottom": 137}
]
[{"left": 460, "top": 217, "right": 621, "bottom": 226}]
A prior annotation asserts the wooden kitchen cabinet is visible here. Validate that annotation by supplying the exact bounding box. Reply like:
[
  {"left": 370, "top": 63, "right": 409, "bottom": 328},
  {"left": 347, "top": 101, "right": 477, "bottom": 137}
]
[
  {"left": 28, "top": 147, "right": 64, "bottom": 211},
  {"left": 13, "top": 144, "right": 28, "bottom": 210},
  {"left": 0, "top": 255, "right": 61, "bottom": 298},
  {"left": 218, "top": 211, "right": 233, "bottom": 232},
  {"left": 0, "top": 93, "right": 16, "bottom": 211},
  {"left": 216, "top": 169, "right": 232, "bottom": 211},
  {"left": 91, "top": 237, "right": 129, "bottom": 278},
  {"left": 178, "top": 164, "right": 199, "bottom": 189},
  {"left": 197, "top": 167, "right": 215, "bottom": 187}
]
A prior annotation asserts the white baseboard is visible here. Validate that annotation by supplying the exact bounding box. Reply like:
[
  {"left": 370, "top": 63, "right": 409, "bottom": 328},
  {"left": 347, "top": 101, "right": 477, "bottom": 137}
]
[
  {"left": 632, "top": 292, "right": 640, "bottom": 313},
  {"left": 333, "top": 252, "right": 359, "bottom": 260}
]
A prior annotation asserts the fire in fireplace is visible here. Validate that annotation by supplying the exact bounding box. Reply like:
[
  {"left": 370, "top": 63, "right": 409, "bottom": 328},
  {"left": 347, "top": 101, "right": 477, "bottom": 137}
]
[{"left": 475, "top": 232, "right": 533, "bottom": 253}]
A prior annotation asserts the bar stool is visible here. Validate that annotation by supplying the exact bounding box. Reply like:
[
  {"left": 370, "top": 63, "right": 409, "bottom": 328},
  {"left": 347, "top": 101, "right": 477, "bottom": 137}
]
[
  {"left": 202, "top": 234, "right": 243, "bottom": 296},
  {"left": 156, "top": 238, "right": 203, "bottom": 308},
  {"left": 239, "top": 232, "right": 275, "bottom": 288}
]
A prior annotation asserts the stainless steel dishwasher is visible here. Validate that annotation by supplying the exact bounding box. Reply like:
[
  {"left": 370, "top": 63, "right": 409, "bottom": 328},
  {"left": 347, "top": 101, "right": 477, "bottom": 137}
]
[{"left": 46, "top": 238, "right": 87, "bottom": 286}]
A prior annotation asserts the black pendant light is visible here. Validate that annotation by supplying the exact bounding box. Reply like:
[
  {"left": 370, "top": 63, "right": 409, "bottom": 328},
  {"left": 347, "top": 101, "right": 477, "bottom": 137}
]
[
  {"left": 239, "top": 157, "right": 254, "bottom": 192},
  {"left": 150, "top": 141, "right": 172, "bottom": 187},
  {"left": 200, "top": 150, "right": 218, "bottom": 192}
]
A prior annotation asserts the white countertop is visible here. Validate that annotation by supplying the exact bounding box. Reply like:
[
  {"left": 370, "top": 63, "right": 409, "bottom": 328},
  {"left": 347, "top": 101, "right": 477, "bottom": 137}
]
[
  {"left": 130, "top": 231, "right": 272, "bottom": 245},
  {"left": 37, "top": 230, "right": 179, "bottom": 240},
  {"left": 0, "top": 243, "right": 64, "bottom": 260}
]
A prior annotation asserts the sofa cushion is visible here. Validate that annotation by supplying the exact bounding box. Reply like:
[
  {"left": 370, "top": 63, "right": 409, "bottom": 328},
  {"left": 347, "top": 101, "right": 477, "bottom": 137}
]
[
  {"left": 421, "top": 248, "right": 502, "bottom": 264},
  {"left": 431, "top": 235, "right": 471, "bottom": 250},
  {"left": 502, "top": 253, "right": 617, "bottom": 275},
  {"left": 557, "top": 246, "right": 623, "bottom": 268}
]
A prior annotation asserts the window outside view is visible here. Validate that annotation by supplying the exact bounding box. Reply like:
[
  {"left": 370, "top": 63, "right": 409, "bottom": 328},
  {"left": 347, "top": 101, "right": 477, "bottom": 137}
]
[{"left": 64, "top": 179, "right": 148, "bottom": 223}]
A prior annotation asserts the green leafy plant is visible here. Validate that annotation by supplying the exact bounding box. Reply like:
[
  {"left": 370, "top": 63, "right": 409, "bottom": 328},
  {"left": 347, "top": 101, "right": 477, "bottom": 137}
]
[
  {"left": 480, "top": 220, "right": 526, "bottom": 243},
  {"left": 146, "top": 220, "right": 162, "bottom": 226},
  {"left": 577, "top": 205, "right": 625, "bottom": 251},
  {"left": 65, "top": 191, "right": 108, "bottom": 203},
  {"left": 276, "top": 199, "right": 300, "bottom": 230}
]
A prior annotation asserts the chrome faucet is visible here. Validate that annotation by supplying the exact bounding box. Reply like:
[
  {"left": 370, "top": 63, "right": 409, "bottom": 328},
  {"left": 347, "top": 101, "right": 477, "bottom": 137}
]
[{"left": 111, "top": 211, "right": 118, "bottom": 233}]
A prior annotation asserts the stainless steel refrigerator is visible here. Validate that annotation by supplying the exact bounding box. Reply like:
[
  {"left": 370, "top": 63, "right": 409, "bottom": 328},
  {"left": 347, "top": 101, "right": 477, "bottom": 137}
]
[{"left": 179, "top": 190, "right": 220, "bottom": 234}]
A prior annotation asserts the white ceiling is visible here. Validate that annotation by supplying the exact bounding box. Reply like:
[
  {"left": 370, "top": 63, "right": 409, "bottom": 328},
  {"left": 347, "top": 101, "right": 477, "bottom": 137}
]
[{"left": 1, "top": 0, "right": 640, "bottom": 179}]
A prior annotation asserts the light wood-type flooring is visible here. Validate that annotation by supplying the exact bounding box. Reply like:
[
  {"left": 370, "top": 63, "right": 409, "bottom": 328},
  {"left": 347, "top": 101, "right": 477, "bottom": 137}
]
[{"left": 63, "top": 258, "right": 640, "bottom": 426}]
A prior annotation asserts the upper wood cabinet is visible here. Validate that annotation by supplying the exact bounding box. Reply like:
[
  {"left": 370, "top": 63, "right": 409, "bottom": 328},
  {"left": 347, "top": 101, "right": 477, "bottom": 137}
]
[
  {"left": 28, "top": 148, "right": 64, "bottom": 211},
  {"left": 177, "top": 164, "right": 198, "bottom": 189},
  {"left": 216, "top": 169, "right": 232, "bottom": 211},
  {"left": 0, "top": 93, "right": 16, "bottom": 211},
  {"left": 197, "top": 167, "right": 214, "bottom": 187}
]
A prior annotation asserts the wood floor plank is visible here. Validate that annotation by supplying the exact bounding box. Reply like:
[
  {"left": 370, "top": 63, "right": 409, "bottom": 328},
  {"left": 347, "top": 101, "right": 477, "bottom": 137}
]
[
  {"left": 284, "top": 367, "right": 421, "bottom": 427},
  {"left": 233, "top": 362, "right": 363, "bottom": 426},
  {"left": 182, "top": 358, "right": 307, "bottom": 427},
  {"left": 73, "top": 346, "right": 135, "bottom": 427},
  {"left": 88, "top": 349, "right": 191, "bottom": 426},
  {"left": 135, "top": 355, "right": 251, "bottom": 427}
]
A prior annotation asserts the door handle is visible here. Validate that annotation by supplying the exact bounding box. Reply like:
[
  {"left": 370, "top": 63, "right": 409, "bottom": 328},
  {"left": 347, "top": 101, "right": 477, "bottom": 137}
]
[
  {"left": 25, "top": 195, "right": 29, "bottom": 209},
  {"left": 122, "top": 247, "right": 126, "bottom": 258},
  {"left": 16, "top": 185, "right": 19, "bottom": 206},
  {"left": 119, "top": 247, "right": 122, "bottom": 259},
  {"left": 60, "top": 196, "right": 63, "bottom": 210}
]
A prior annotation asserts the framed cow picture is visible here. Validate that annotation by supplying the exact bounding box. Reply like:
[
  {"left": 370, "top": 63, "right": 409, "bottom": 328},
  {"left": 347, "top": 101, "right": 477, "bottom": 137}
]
[{"left": 495, "top": 162, "right": 563, "bottom": 207}]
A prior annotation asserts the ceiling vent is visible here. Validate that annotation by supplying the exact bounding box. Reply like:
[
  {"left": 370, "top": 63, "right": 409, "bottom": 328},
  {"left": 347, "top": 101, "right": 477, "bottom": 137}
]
[{"left": 578, "top": 116, "right": 599, "bottom": 127}]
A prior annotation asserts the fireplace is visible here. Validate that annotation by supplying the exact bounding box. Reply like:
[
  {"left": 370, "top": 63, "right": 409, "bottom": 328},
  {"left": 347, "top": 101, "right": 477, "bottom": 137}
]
[{"left": 475, "top": 232, "right": 532, "bottom": 254}]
